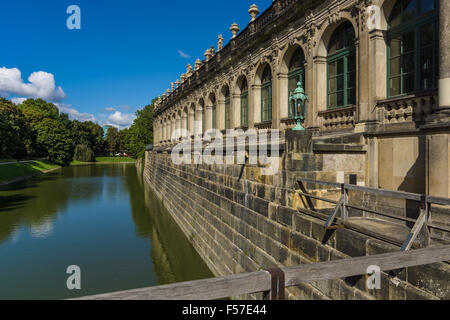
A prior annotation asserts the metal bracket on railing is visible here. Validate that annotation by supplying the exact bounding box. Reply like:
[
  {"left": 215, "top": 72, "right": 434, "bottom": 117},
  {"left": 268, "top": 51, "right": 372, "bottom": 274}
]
[
  {"left": 265, "top": 268, "right": 285, "bottom": 300},
  {"left": 401, "top": 199, "right": 430, "bottom": 251},
  {"left": 324, "top": 196, "right": 344, "bottom": 229}
]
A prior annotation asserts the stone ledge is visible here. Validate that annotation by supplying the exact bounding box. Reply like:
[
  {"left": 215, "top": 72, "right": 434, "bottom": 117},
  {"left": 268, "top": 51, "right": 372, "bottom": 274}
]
[{"left": 313, "top": 143, "right": 367, "bottom": 153}]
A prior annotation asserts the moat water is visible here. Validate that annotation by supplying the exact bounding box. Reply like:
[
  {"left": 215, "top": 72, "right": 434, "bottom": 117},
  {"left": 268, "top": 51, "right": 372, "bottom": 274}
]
[{"left": 0, "top": 164, "right": 213, "bottom": 299}]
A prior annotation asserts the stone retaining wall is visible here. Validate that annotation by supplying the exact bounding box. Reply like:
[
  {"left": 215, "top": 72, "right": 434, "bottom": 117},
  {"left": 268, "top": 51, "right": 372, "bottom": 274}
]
[{"left": 143, "top": 147, "right": 449, "bottom": 300}]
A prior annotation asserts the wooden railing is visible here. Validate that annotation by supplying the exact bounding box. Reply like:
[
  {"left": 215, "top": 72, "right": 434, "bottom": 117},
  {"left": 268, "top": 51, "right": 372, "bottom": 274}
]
[
  {"left": 74, "top": 245, "right": 450, "bottom": 300},
  {"left": 297, "top": 178, "right": 450, "bottom": 251}
]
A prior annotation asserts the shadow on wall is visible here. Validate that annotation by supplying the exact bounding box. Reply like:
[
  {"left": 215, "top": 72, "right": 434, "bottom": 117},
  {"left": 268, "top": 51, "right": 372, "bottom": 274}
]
[{"left": 397, "top": 136, "right": 426, "bottom": 228}]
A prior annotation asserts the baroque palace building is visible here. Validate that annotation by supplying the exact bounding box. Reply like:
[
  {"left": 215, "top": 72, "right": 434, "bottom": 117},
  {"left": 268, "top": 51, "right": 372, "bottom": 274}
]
[{"left": 152, "top": 0, "right": 449, "bottom": 197}]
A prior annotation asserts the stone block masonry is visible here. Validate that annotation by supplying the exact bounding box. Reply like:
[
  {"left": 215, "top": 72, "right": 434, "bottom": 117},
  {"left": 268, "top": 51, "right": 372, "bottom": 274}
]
[{"left": 143, "top": 144, "right": 450, "bottom": 300}]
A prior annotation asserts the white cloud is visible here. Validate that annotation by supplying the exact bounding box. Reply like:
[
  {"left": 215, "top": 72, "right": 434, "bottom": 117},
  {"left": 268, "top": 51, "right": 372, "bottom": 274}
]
[
  {"left": 107, "top": 111, "right": 136, "bottom": 129},
  {"left": 0, "top": 67, "right": 66, "bottom": 102},
  {"left": 11, "top": 97, "right": 27, "bottom": 105},
  {"left": 56, "top": 103, "right": 97, "bottom": 122},
  {"left": 104, "top": 107, "right": 116, "bottom": 112},
  {"left": 178, "top": 50, "right": 191, "bottom": 59}
]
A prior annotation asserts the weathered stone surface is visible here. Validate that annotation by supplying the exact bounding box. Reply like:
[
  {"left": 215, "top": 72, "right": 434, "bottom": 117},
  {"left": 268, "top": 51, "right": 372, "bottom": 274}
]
[{"left": 143, "top": 151, "right": 448, "bottom": 300}]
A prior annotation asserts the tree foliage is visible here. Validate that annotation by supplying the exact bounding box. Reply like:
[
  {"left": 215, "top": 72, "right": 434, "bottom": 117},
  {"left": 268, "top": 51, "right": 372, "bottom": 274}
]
[
  {"left": 106, "top": 126, "right": 120, "bottom": 155},
  {"left": 1, "top": 96, "right": 157, "bottom": 164},
  {"left": 123, "top": 101, "right": 154, "bottom": 159},
  {"left": 74, "top": 144, "right": 96, "bottom": 162},
  {"left": 35, "top": 118, "right": 73, "bottom": 166},
  {"left": 0, "top": 98, "right": 28, "bottom": 160},
  {"left": 71, "top": 120, "right": 107, "bottom": 156}
]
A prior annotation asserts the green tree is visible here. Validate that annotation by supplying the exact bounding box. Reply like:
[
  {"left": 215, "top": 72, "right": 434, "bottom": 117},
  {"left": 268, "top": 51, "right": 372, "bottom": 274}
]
[
  {"left": 119, "top": 128, "right": 130, "bottom": 151},
  {"left": 0, "top": 98, "right": 28, "bottom": 160},
  {"left": 126, "top": 101, "right": 154, "bottom": 159},
  {"left": 74, "top": 144, "right": 96, "bottom": 162},
  {"left": 35, "top": 118, "right": 73, "bottom": 165},
  {"left": 71, "top": 120, "right": 107, "bottom": 157},
  {"left": 19, "top": 98, "right": 59, "bottom": 124},
  {"left": 18, "top": 98, "right": 61, "bottom": 157},
  {"left": 106, "top": 126, "right": 120, "bottom": 155},
  {"left": 84, "top": 121, "right": 107, "bottom": 156}
]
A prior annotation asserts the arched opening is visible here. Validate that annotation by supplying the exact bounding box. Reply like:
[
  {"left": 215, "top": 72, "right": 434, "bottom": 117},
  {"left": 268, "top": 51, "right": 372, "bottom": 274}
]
[
  {"left": 387, "top": 0, "right": 438, "bottom": 97},
  {"left": 260, "top": 65, "right": 272, "bottom": 122},
  {"left": 288, "top": 47, "right": 306, "bottom": 117},
  {"left": 327, "top": 21, "right": 356, "bottom": 109}
]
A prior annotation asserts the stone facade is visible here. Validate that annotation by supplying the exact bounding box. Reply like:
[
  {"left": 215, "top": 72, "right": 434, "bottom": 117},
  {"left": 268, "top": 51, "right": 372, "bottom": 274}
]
[
  {"left": 145, "top": 0, "right": 450, "bottom": 300},
  {"left": 143, "top": 141, "right": 450, "bottom": 299},
  {"left": 152, "top": 0, "right": 450, "bottom": 198}
]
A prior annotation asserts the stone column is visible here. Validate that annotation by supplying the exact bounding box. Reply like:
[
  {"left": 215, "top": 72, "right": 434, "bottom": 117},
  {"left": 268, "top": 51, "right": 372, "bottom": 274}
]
[
  {"left": 271, "top": 70, "right": 279, "bottom": 129},
  {"left": 252, "top": 84, "right": 261, "bottom": 125},
  {"left": 305, "top": 57, "right": 316, "bottom": 129},
  {"left": 182, "top": 113, "right": 188, "bottom": 139},
  {"left": 278, "top": 73, "right": 289, "bottom": 120},
  {"left": 247, "top": 83, "right": 255, "bottom": 129},
  {"left": 196, "top": 106, "right": 203, "bottom": 138},
  {"left": 217, "top": 98, "right": 225, "bottom": 131},
  {"left": 171, "top": 118, "right": 176, "bottom": 142},
  {"left": 164, "top": 122, "right": 168, "bottom": 143},
  {"left": 176, "top": 116, "right": 182, "bottom": 140},
  {"left": 439, "top": 0, "right": 450, "bottom": 110},
  {"left": 188, "top": 108, "right": 195, "bottom": 138},
  {"left": 205, "top": 105, "right": 213, "bottom": 132},
  {"left": 232, "top": 93, "right": 240, "bottom": 128},
  {"left": 313, "top": 56, "right": 327, "bottom": 127}
]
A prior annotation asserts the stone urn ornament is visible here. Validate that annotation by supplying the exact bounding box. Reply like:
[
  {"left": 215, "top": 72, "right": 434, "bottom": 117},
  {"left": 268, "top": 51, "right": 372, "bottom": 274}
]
[
  {"left": 249, "top": 4, "right": 260, "bottom": 22},
  {"left": 289, "top": 79, "right": 309, "bottom": 131},
  {"left": 230, "top": 23, "right": 240, "bottom": 39}
]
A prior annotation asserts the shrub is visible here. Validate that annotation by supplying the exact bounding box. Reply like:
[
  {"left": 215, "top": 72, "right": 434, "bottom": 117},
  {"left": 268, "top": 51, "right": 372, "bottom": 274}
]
[{"left": 74, "top": 144, "right": 96, "bottom": 162}]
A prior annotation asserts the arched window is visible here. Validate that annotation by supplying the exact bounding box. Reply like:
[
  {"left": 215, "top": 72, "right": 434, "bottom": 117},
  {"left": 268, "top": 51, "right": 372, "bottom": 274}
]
[
  {"left": 327, "top": 21, "right": 356, "bottom": 109},
  {"left": 224, "top": 87, "right": 231, "bottom": 130},
  {"left": 240, "top": 80, "right": 248, "bottom": 127},
  {"left": 388, "top": 0, "right": 438, "bottom": 97},
  {"left": 288, "top": 48, "right": 306, "bottom": 117},
  {"left": 261, "top": 65, "right": 272, "bottom": 122}
]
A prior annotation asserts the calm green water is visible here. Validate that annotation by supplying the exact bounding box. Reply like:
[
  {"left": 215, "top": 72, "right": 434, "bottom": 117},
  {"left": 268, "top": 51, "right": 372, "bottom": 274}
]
[{"left": 0, "top": 164, "right": 213, "bottom": 299}]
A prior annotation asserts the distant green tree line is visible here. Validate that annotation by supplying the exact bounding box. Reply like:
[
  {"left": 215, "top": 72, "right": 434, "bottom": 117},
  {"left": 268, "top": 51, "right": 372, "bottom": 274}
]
[{"left": 0, "top": 97, "right": 155, "bottom": 165}]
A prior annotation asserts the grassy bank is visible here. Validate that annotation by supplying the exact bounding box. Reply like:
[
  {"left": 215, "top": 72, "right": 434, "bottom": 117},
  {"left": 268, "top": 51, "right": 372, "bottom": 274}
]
[
  {"left": 0, "top": 157, "right": 137, "bottom": 185},
  {"left": 71, "top": 157, "right": 136, "bottom": 165},
  {"left": 0, "top": 160, "right": 60, "bottom": 184}
]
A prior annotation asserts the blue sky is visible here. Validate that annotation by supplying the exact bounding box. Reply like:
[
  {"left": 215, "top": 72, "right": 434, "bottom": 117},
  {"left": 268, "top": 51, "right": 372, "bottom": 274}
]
[{"left": 0, "top": 0, "right": 272, "bottom": 128}]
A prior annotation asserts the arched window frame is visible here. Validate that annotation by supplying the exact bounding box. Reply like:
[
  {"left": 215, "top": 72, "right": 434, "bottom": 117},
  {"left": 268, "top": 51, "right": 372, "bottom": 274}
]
[
  {"left": 288, "top": 48, "right": 306, "bottom": 117},
  {"left": 327, "top": 21, "right": 356, "bottom": 109},
  {"left": 240, "top": 80, "right": 249, "bottom": 127},
  {"left": 261, "top": 65, "right": 272, "bottom": 122},
  {"left": 387, "top": 0, "right": 438, "bottom": 97}
]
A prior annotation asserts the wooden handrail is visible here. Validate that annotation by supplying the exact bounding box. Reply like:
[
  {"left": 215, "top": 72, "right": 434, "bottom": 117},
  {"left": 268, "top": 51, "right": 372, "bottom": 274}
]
[
  {"left": 74, "top": 245, "right": 450, "bottom": 300},
  {"left": 297, "top": 178, "right": 450, "bottom": 250},
  {"left": 298, "top": 178, "right": 450, "bottom": 205}
]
